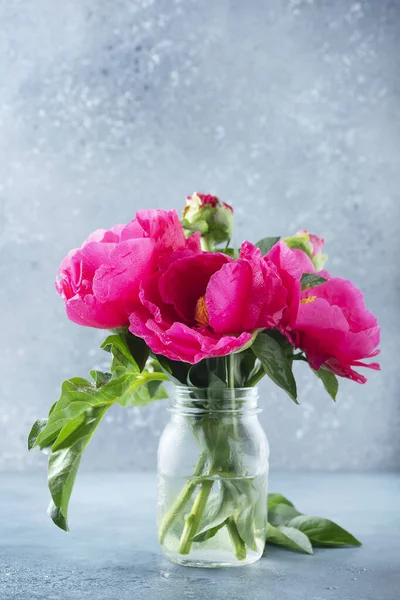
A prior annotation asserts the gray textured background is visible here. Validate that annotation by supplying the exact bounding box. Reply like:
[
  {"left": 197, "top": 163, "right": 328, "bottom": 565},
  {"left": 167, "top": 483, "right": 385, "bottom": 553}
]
[{"left": 0, "top": 0, "right": 398, "bottom": 472}]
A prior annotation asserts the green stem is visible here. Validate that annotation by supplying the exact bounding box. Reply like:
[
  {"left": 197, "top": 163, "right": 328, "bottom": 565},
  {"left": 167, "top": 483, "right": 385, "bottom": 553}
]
[
  {"left": 227, "top": 354, "right": 235, "bottom": 389},
  {"left": 158, "top": 452, "right": 207, "bottom": 544},
  {"left": 226, "top": 516, "right": 247, "bottom": 560},
  {"left": 247, "top": 367, "right": 265, "bottom": 387},
  {"left": 227, "top": 354, "right": 239, "bottom": 441},
  {"left": 178, "top": 479, "right": 214, "bottom": 554}
]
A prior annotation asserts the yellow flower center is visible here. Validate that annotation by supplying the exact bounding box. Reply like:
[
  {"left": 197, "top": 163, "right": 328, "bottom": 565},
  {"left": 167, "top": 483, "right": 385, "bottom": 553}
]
[
  {"left": 300, "top": 295, "right": 317, "bottom": 305},
  {"left": 195, "top": 295, "right": 209, "bottom": 327}
]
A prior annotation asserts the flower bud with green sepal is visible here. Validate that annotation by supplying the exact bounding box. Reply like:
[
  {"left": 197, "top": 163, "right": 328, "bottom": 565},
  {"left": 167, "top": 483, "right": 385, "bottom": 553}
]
[
  {"left": 182, "top": 192, "right": 234, "bottom": 250},
  {"left": 284, "top": 229, "right": 327, "bottom": 271}
]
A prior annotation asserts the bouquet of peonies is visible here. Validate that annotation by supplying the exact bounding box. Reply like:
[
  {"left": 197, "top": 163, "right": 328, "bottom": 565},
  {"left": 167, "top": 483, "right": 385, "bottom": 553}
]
[{"left": 29, "top": 193, "right": 380, "bottom": 566}]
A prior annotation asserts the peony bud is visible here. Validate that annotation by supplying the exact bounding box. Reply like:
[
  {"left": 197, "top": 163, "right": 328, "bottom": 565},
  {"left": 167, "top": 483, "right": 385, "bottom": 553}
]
[
  {"left": 182, "top": 192, "right": 234, "bottom": 249},
  {"left": 284, "top": 230, "right": 327, "bottom": 270}
]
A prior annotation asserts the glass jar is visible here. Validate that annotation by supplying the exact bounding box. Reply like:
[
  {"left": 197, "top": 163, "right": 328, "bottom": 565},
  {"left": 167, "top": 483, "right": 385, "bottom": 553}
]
[{"left": 157, "top": 386, "right": 269, "bottom": 568}]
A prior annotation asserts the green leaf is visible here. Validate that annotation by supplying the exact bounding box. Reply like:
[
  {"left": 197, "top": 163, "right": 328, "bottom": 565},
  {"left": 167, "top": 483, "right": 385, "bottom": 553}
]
[
  {"left": 300, "top": 273, "right": 327, "bottom": 291},
  {"left": 191, "top": 491, "right": 235, "bottom": 543},
  {"left": 225, "top": 479, "right": 260, "bottom": 552},
  {"left": 255, "top": 236, "right": 280, "bottom": 255},
  {"left": 268, "top": 502, "right": 301, "bottom": 526},
  {"left": 312, "top": 367, "right": 339, "bottom": 401},
  {"left": 155, "top": 354, "right": 191, "bottom": 385},
  {"left": 235, "top": 349, "right": 258, "bottom": 387},
  {"left": 187, "top": 357, "right": 227, "bottom": 389},
  {"left": 28, "top": 419, "right": 48, "bottom": 450},
  {"left": 191, "top": 520, "right": 228, "bottom": 543},
  {"left": 125, "top": 333, "right": 150, "bottom": 372},
  {"left": 101, "top": 333, "right": 138, "bottom": 369},
  {"left": 101, "top": 331, "right": 150, "bottom": 375},
  {"left": 47, "top": 404, "right": 110, "bottom": 531},
  {"left": 31, "top": 377, "right": 102, "bottom": 450},
  {"left": 90, "top": 370, "right": 112, "bottom": 387},
  {"left": 236, "top": 503, "right": 257, "bottom": 551},
  {"left": 289, "top": 515, "right": 362, "bottom": 547},
  {"left": 263, "top": 328, "right": 294, "bottom": 354},
  {"left": 268, "top": 493, "right": 295, "bottom": 510},
  {"left": 29, "top": 339, "right": 168, "bottom": 532},
  {"left": 117, "top": 372, "right": 168, "bottom": 407},
  {"left": 266, "top": 523, "right": 313, "bottom": 554},
  {"left": 252, "top": 332, "right": 298, "bottom": 402},
  {"left": 32, "top": 374, "right": 150, "bottom": 451}
]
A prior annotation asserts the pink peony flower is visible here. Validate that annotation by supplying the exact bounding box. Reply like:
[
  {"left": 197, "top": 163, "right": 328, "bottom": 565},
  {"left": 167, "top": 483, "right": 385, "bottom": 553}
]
[
  {"left": 294, "top": 277, "right": 380, "bottom": 383},
  {"left": 265, "top": 239, "right": 334, "bottom": 335},
  {"left": 56, "top": 210, "right": 200, "bottom": 329},
  {"left": 129, "top": 242, "right": 291, "bottom": 364},
  {"left": 266, "top": 240, "right": 322, "bottom": 332}
]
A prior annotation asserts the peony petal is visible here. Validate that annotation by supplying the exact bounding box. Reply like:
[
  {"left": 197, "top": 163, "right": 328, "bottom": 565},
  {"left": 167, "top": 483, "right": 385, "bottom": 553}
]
[
  {"left": 323, "top": 358, "right": 368, "bottom": 384},
  {"left": 92, "top": 238, "right": 155, "bottom": 304},
  {"left": 206, "top": 261, "right": 253, "bottom": 333},
  {"left": 66, "top": 294, "right": 129, "bottom": 329},
  {"left": 293, "top": 276, "right": 380, "bottom": 384},
  {"left": 129, "top": 307, "right": 252, "bottom": 364},
  {"left": 305, "top": 278, "right": 377, "bottom": 332},
  {"left": 296, "top": 298, "right": 350, "bottom": 333},
  {"left": 73, "top": 242, "right": 115, "bottom": 280},
  {"left": 158, "top": 253, "right": 229, "bottom": 323},
  {"left": 119, "top": 219, "right": 146, "bottom": 241},
  {"left": 341, "top": 326, "right": 381, "bottom": 361},
  {"left": 136, "top": 209, "right": 186, "bottom": 253},
  {"left": 267, "top": 241, "right": 315, "bottom": 278},
  {"left": 139, "top": 272, "right": 177, "bottom": 324},
  {"left": 207, "top": 242, "right": 287, "bottom": 333},
  {"left": 186, "top": 231, "right": 202, "bottom": 252}
]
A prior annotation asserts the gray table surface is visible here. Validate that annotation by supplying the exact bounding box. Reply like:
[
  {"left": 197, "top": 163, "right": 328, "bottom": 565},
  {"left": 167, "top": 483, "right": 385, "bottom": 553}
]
[{"left": 1, "top": 472, "right": 399, "bottom": 600}]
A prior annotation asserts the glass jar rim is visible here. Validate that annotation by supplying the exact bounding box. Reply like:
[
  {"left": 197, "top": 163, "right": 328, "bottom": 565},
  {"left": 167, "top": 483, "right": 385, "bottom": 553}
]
[
  {"left": 171, "top": 385, "right": 260, "bottom": 414},
  {"left": 175, "top": 385, "right": 259, "bottom": 393}
]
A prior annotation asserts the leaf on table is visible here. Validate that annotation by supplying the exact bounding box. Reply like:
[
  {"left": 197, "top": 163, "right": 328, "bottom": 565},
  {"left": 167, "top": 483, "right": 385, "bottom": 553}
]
[
  {"left": 289, "top": 515, "right": 362, "bottom": 547},
  {"left": 312, "top": 367, "right": 339, "bottom": 401},
  {"left": 268, "top": 493, "right": 295, "bottom": 510},
  {"left": 266, "top": 523, "right": 313, "bottom": 554},
  {"left": 268, "top": 502, "right": 301, "bottom": 526},
  {"left": 255, "top": 236, "right": 281, "bottom": 255},
  {"left": 252, "top": 332, "right": 298, "bottom": 402}
]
